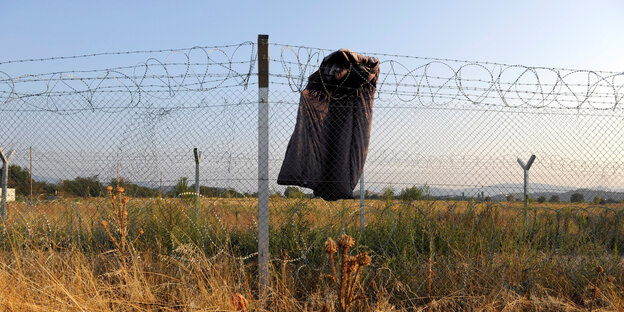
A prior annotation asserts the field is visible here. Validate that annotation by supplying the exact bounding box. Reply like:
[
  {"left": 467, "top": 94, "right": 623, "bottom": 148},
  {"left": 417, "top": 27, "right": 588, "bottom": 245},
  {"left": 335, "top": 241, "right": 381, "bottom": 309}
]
[{"left": 1, "top": 195, "right": 623, "bottom": 311}]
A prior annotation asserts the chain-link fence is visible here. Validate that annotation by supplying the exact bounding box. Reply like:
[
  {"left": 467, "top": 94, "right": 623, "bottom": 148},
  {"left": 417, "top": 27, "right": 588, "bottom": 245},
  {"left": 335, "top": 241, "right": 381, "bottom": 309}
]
[{"left": 2, "top": 36, "right": 624, "bottom": 304}]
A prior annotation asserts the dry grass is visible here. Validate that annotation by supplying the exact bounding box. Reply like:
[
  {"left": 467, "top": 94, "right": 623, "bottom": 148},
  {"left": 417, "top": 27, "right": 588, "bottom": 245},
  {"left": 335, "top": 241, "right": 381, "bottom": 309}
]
[
  {"left": 0, "top": 197, "right": 623, "bottom": 311},
  {"left": 1, "top": 246, "right": 621, "bottom": 311}
]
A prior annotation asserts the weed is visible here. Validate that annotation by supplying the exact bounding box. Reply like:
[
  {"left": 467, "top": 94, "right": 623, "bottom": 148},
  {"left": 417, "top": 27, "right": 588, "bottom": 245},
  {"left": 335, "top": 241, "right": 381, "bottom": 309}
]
[{"left": 324, "top": 233, "right": 372, "bottom": 312}]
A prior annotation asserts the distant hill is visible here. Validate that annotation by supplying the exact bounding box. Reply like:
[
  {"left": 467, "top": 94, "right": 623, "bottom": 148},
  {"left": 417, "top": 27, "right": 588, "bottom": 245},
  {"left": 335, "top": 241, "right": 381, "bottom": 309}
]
[
  {"left": 25, "top": 175, "right": 624, "bottom": 203},
  {"left": 426, "top": 183, "right": 575, "bottom": 198},
  {"left": 382, "top": 183, "right": 624, "bottom": 203}
]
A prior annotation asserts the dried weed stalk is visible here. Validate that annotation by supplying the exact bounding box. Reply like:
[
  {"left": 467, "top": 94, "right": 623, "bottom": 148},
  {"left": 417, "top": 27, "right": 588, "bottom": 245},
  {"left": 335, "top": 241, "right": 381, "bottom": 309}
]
[
  {"left": 101, "top": 185, "right": 142, "bottom": 264},
  {"left": 324, "top": 233, "right": 371, "bottom": 312}
]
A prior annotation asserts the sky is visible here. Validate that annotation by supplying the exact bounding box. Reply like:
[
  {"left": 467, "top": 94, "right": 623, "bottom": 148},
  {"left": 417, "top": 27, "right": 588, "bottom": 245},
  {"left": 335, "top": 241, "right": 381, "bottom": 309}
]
[
  {"left": 3, "top": 1, "right": 624, "bottom": 195},
  {"left": 1, "top": 0, "right": 624, "bottom": 71}
]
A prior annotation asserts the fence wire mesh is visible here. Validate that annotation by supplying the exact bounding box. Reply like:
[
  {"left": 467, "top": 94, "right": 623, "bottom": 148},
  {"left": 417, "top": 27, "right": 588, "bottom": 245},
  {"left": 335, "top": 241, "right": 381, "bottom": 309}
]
[{"left": 1, "top": 40, "right": 624, "bottom": 306}]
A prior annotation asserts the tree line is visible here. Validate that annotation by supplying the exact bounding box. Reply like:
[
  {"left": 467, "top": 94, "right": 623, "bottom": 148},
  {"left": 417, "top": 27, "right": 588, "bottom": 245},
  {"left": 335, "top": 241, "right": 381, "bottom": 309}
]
[
  {"left": 3, "top": 165, "right": 620, "bottom": 203},
  {"left": 1, "top": 165, "right": 254, "bottom": 199}
]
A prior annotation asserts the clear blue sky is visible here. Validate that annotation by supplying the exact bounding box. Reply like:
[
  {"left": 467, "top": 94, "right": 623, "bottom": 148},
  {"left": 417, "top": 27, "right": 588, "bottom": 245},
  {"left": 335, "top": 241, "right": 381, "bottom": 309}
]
[
  {"left": 2, "top": 0, "right": 624, "bottom": 71},
  {"left": 3, "top": 0, "right": 624, "bottom": 193}
]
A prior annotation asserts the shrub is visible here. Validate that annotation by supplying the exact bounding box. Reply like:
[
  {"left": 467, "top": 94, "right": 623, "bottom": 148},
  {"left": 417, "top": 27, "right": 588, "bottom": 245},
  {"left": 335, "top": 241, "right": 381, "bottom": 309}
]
[
  {"left": 60, "top": 175, "right": 103, "bottom": 197},
  {"left": 284, "top": 186, "right": 305, "bottom": 199},
  {"left": 381, "top": 187, "right": 394, "bottom": 201},
  {"left": 399, "top": 185, "right": 423, "bottom": 201},
  {"left": 570, "top": 193, "right": 584, "bottom": 203}
]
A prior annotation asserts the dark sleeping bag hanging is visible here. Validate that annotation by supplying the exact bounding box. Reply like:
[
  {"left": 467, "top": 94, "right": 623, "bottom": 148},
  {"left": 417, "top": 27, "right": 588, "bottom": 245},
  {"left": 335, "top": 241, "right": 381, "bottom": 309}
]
[{"left": 277, "top": 49, "right": 380, "bottom": 201}]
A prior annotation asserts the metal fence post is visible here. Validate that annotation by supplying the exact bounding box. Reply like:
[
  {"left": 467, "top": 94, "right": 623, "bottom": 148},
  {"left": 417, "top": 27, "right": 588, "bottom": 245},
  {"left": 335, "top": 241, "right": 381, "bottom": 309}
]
[
  {"left": 257, "top": 34, "right": 270, "bottom": 300},
  {"left": 194, "top": 148, "right": 203, "bottom": 217},
  {"left": 517, "top": 155, "right": 536, "bottom": 229},
  {"left": 1, "top": 148, "right": 15, "bottom": 221}
]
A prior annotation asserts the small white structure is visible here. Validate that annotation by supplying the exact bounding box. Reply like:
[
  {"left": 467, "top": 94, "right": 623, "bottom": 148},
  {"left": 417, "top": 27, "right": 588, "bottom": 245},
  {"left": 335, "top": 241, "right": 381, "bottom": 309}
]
[{"left": 0, "top": 188, "right": 15, "bottom": 202}]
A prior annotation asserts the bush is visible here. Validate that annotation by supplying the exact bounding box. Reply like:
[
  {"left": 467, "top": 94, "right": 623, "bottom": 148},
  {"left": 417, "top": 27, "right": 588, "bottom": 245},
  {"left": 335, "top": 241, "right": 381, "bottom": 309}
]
[
  {"left": 59, "top": 176, "right": 103, "bottom": 197},
  {"left": 570, "top": 193, "right": 584, "bottom": 203},
  {"left": 399, "top": 186, "right": 423, "bottom": 201},
  {"left": 284, "top": 186, "right": 305, "bottom": 199},
  {"left": 549, "top": 195, "right": 560, "bottom": 203},
  {"left": 110, "top": 178, "right": 158, "bottom": 197},
  {"left": 537, "top": 196, "right": 546, "bottom": 203},
  {"left": 592, "top": 196, "right": 606, "bottom": 205},
  {"left": 3, "top": 165, "right": 53, "bottom": 197},
  {"left": 381, "top": 187, "right": 394, "bottom": 201}
]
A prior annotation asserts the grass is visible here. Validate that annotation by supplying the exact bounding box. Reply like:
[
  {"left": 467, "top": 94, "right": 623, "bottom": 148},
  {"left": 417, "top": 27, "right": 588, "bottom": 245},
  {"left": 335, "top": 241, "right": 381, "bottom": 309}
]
[{"left": 0, "top": 196, "right": 623, "bottom": 311}]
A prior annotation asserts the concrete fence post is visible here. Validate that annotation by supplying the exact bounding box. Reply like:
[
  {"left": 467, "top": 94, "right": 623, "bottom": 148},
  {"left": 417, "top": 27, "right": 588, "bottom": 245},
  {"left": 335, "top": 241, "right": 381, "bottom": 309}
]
[
  {"left": 517, "top": 154, "right": 536, "bottom": 230},
  {"left": 257, "top": 34, "right": 270, "bottom": 300},
  {"left": 0, "top": 148, "right": 15, "bottom": 221},
  {"left": 194, "top": 148, "right": 203, "bottom": 218}
]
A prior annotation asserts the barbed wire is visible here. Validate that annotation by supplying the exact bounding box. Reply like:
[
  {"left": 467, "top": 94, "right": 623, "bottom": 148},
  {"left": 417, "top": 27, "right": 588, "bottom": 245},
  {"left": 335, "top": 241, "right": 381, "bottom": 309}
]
[
  {"left": 2, "top": 42, "right": 624, "bottom": 112},
  {"left": 0, "top": 43, "right": 255, "bottom": 65},
  {"left": 271, "top": 43, "right": 624, "bottom": 110},
  {"left": 0, "top": 43, "right": 257, "bottom": 113}
]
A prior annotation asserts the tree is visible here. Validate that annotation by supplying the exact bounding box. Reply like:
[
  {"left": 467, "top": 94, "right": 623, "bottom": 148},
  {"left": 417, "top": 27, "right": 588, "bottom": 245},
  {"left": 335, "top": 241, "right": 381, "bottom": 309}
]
[
  {"left": 537, "top": 196, "right": 546, "bottom": 203},
  {"left": 60, "top": 176, "right": 103, "bottom": 197},
  {"left": 5, "top": 165, "right": 30, "bottom": 196},
  {"left": 592, "top": 196, "right": 606, "bottom": 205},
  {"left": 570, "top": 193, "right": 584, "bottom": 203},
  {"left": 381, "top": 187, "right": 394, "bottom": 201},
  {"left": 109, "top": 177, "right": 158, "bottom": 197},
  {"left": 198, "top": 185, "right": 223, "bottom": 197},
  {"left": 399, "top": 186, "right": 423, "bottom": 201},
  {"left": 549, "top": 195, "right": 560, "bottom": 203},
  {"left": 284, "top": 186, "right": 305, "bottom": 199},
  {"left": 171, "top": 177, "right": 191, "bottom": 196},
  {"left": 2, "top": 165, "right": 51, "bottom": 198},
  {"left": 506, "top": 194, "right": 514, "bottom": 202}
]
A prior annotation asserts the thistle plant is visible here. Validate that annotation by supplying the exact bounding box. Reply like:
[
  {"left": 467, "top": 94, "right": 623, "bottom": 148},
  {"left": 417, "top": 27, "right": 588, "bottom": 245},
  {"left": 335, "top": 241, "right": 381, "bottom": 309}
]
[
  {"left": 324, "top": 233, "right": 371, "bottom": 312},
  {"left": 231, "top": 293, "right": 248, "bottom": 312},
  {"left": 101, "top": 185, "right": 142, "bottom": 264},
  {"left": 588, "top": 265, "right": 604, "bottom": 310}
]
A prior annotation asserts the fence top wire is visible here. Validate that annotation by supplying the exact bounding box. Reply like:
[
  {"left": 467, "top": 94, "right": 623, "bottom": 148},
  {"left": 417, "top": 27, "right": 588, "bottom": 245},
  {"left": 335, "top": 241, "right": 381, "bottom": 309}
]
[
  {"left": 1, "top": 41, "right": 624, "bottom": 112},
  {"left": 271, "top": 42, "right": 624, "bottom": 111},
  {"left": 0, "top": 42, "right": 258, "bottom": 112},
  {"left": 0, "top": 42, "right": 255, "bottom": 65}
]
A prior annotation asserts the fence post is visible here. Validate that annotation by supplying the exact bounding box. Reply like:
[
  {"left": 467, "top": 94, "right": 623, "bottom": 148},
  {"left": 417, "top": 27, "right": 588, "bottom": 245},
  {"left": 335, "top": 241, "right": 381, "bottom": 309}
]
[
  {"left": 517, "top": 155, "right": 536, "bottom": 230},
  {"left": 1, "top": 148, "right": 16, "bottom": 221},
  {"left": 257, "top": 34, "right": 270, "bottom": 300},
  {"left": 193, "top": 148, "right": 203, "bottom": 217},
  {"left": 360, "top": 173, "right": 365, "bottom": 232}
]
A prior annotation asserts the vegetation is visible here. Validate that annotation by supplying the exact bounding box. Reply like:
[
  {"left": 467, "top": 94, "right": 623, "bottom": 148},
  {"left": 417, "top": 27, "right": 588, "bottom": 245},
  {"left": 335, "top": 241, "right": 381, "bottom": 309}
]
[
  {"left": 110, "top": 178, "right": 159, "bottom": 197},
  {"left": 398, "top": 185, "right": 423, "bottom": 201},
  {"left": 381, "top": 187, "right": 394, "bottom": 201},
  {"left": 0, "top": 196, "right": 623, "bottom": 311},
  {"left": 571, "top": 192, "right": 585, "bottom": 203},
  {"left": 284, "top": 186, "right": 306, "bottom": 199},
  {"left": 59, "top": 175, "right": 104, "bottom": 197}
]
